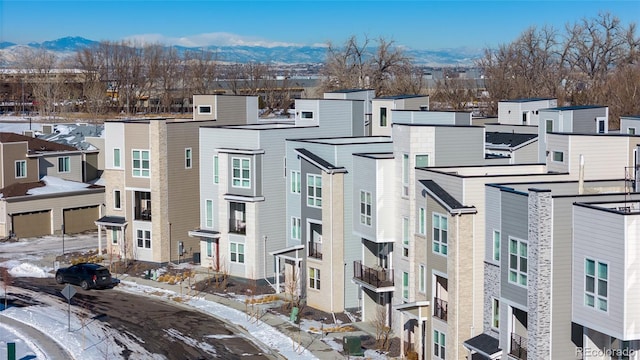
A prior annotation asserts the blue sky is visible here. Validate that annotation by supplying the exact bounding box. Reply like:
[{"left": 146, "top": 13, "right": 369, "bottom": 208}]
[{"left": 1, "top": 0, "right": 638, "bottom": 49}]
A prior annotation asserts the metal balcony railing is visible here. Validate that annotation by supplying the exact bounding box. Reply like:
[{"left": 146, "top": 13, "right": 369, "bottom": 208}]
[
  {"left": 353, "top": 260, "right": 394, "bottom": 288},
  {"left": 510, "top": 333, "right": 527, "bottom": 360},
  {"left": 308, "top": 242, "right": 322, "bottom": 259},
  {"left": 229, "top": 219, "right": 246, "bottom": 234},
  {"left": 433, "top": 297, "right": 448, "bottom": 321}
]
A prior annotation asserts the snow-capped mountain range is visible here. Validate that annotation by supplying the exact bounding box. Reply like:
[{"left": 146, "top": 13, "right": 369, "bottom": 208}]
[{"left": 0, "top": 36, "right": 481, "bottom": 67}]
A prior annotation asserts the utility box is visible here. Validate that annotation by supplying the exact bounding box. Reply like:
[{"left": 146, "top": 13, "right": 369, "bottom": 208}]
[{"left": 343, "top": 336, "right": 364, "bottom": 356}]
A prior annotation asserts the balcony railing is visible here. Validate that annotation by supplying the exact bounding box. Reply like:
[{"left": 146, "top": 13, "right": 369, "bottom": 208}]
[
  {"left": 510, "top": 333, "right": 527, "bottom": 360},
  {"left": 229, "top": 219, "right": 246, "bottom": 234},
  {"left": 308, "top": 242, "right": 322, "bottom": 259},
  {"left": 134, "top": 208, "right": 152, "bottom": 221},
  {"left": 353, "top": 260, "right": 394, "bottom": 288},
  {"left": 433, "top": 297, "right": 448, "bottom": 321}
]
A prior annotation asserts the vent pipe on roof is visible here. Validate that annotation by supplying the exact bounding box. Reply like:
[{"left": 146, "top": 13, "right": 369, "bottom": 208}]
[{"left": 578, "top": 154, "right": 585, "bottom": 195}]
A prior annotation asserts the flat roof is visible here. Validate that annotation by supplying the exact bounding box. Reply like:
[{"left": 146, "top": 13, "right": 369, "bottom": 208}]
[
  {"left": 500, "top": 97, "right": 555, "bottom": 103},
  {"left": 542, "top": 105, "right": 605, "bottom": 111}
]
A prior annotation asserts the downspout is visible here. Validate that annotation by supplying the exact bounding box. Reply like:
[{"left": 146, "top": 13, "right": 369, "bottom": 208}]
[
  {"left": 330, "top": 172, "right": 336, "bottom": 323},
  {"left": 455, "top": 210, "right": 460, "bottom": 359}
]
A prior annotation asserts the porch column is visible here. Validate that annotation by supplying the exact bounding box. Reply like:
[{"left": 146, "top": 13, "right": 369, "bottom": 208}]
[
  {"left": 97, "top": 225, "right": 102, "bottom": 256},
  {"left": 275, "top": 256, "right": 281, "bottom": 294}
]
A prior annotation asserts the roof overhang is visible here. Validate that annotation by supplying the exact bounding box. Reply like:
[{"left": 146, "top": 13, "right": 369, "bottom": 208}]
[
  {"left": 188, "top": 229, "right": 221, "bottom": 238},
  {"left": 270, "top": 244, "right": 304, "bottom": 262},
  {"left": 94, "top": 216, "right": 127, "bottom": 227},
  {"left": 393, "top": 301, "right": 430, "bottom": 321}
]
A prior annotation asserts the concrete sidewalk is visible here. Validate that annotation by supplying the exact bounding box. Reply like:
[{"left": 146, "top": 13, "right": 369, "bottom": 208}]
[
  {"left": 0, "top": 314, "right": 73, "bottom": 359},
  {"left": 118, "top": 272, "right": 373, "bottom": 360}
]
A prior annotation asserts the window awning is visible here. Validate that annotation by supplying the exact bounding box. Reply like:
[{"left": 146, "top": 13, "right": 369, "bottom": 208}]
[
  {"left": 392, "top": 301, "right": 430, "bottom": 321},
  {"left": 188, "top": 229, "right": 221, "bottom": 238},
  {"left": 94, "top": 216, "right": 127, "bottom": 227},
  {"left": 463, "top": 333, "right": 501, "bottom": 360},
  {"left": 269, "top": 244, "right": 304, "bottom": 262}
]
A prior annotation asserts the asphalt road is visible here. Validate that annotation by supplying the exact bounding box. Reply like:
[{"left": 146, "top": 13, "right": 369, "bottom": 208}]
[{"left": 11, "top": 277, "right": 275, "bottom": 360}]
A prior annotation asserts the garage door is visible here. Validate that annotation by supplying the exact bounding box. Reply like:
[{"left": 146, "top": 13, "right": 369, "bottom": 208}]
[
  {"left": 63, "top": 205, "right": 99, "bottom": 234},
  {"left": 12, "top": 210, "right": 51, "bottom": 238}
]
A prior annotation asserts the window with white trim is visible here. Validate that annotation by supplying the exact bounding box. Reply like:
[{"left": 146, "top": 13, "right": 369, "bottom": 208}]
[
  {"left": 132, "top": 150, "right": 150, "bottom": 177},
  {"left": 432, "top": 213, "right": 448, "bottom": 256},
  {"left": 213, "top": 155, "right": 219, "bottom": 184},
  {"left": 492, "top": 298, "right": 500, "bottom": 328},
  {"left": 509, "top": 238, "right": 528, "bottom": 286},
  {"left": 300, "top": 111, "right": 314, "bottom": 119},
  {"left": 230, "top": 242, "right": 245, "bottom": 263},
  {"left": 114, "top": 190, "right": 121, "bottom": 210},
  {"left": 136, "top": 229, "right": 151, "bottom": 249},
  {"left": 205, "top": 199, "right": 213, "bottom": 228},
  {"left": 307, "top": 174, "right": 322, "bottom": 207},
  {"left": 185, "top": 148, "right": 192, "bottom": 169},
  {"left": 232, "top": 157, "right": 250, "bottom": 188},
  {"left": 416, "top": 154, "right": 429, "bottom": 167},
  {"left": 628, "top": 127, "right": 636, "bottom": 135},
  {"left": 434, "top": 330, "right": 445, "bottom": 359},
  {"left": 309, "top": 267, "right": 320, "bottom": 290},
  {"left": 291, "top": 217, "right": 301, "bottom": 240},
  {"left": 15, "top": 160, "right": 26, "bottom": 178},
  {"left": 206, "top": 239, "right": 213, "bottom": 258},
  {"left": 290, "top": 170, "right": 301, "bottom": 194},
  {"left": 360, "top": 190, "right": 372, "bottom": 226},
  {"left": 402, "top": 217, "right": 409, "bottom": 257},
  {"left": 198, "top": 105, "right": 212, "bottom": 114},
  {"left": 113, "top": 148, "right": 121, "bottom": 168},
  {"left": 111, "top": 228, "right": 118, "bottom": 244},
  {"left": 545, "top": 119, "right": 553, "bottom": 134},
  {"left": 552, "top": 151, "right": 564, "bottom": 162},
  {"left": 493, "top": 230, "right": 501, "bottom": 262},
  {"left": 585, "top": 258, "right": 608, "bottom": 311},
  {"left": 402, "top": 271, "right": 409, "bottom": 300},
  {"left": 58, "top": 156, "right": 70, "bottom": 173},
  {"left": 419, "top": 264, "right": 426, "bottom": 293},
  {"left": 419, "top": 207, "right": 426, "bottom": 234},
  {"left": 380, "top": 107, "right": 387, "bottom": 127},
  {"left": 402, "top": 153, "right": 409, "bottom": 197}
]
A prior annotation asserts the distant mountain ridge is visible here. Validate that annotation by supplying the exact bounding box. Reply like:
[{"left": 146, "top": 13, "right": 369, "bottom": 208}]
[{"left": 0, "top": 36, "right": 481, "bottom": 66}]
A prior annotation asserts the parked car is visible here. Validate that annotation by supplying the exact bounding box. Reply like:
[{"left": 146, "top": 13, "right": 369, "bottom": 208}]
[{"left": 55, "top": 263, "right": 118, "bottom": 290}]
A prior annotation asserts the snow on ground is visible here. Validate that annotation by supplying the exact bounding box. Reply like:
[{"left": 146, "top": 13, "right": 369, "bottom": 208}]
[{"left": 0, "top": 322, "right": 47, "bottom": 359}]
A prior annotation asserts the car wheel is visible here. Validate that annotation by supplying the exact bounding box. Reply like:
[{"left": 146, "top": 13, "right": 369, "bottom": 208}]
[
  {"left": 55, "top": 273, "right": 64, "bottom": 284},
  {"left": 80, "top": 280, "right": 90, "bottom": 290}
]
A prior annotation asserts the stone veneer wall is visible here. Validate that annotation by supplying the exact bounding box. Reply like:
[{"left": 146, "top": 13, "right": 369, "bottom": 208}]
[
  {"left": 483, "top": 262, "right": 501, "bottom": 335},
  {"left": 527, "top": 189, "right": 553, "bottom": 359}
]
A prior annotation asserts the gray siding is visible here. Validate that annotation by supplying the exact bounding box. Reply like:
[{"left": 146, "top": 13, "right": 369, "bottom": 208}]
[
  {"left": 434, "top": 127, "right": 484, "bottom": 166},
  {"left": 454, "top": 112, "right": 472, "bottom": 125},
  {"left": 572, "top": 108, "right": 607, "bottom": 133},
  {"left": 500, "top": 190, "right": 528, "bottom": 306},
  {"left": 485, "top": 186, "right": 501, "bottom": 264}
]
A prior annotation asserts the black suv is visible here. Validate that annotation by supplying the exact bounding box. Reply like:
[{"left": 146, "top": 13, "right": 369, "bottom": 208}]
[{"left": 55, "top": 263, "right": 118, "bottom": 290}]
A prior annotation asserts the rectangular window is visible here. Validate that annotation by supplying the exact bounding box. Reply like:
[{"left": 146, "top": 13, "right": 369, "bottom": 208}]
[
  {"left": 136, "top": 229, "right": 151, "bottom": 249},
  {"left": 307, "top": 174, "right": 322, "bottom": 207},
  {"left": 419, "top": 265, "right": 426, "bottom": 293},
  {"left": 434, "top": 330, "right": 445, "bottom": 359},
  {"left": 230, "top": 242, "right": 245, "bottom": 264},
  {"left": 290, "top": 170, "right": 301, "bottom": 194},
  {"left": 114, "top": 190, "right": 121, "bottom": 210},
  {"left": 545, "top": 119, "right": 553, "bottom": 134},
  {"left": 309, "top": 267, "right": 321, "bottom": 290},
  {"left": 291, "top": 217, "right": 301, "bottom": 240},
  {"left": 15, "top": 160, "right": 26, "bottom": 178},
  {"left": 585, "top": 259, "right": 608, "bottom": 311},
  {"left": 113, "top": 148, "right": 121, "bottom": 168},
  {"left": 185, "top": 148, "right": 192, "bottom": 169},
  {"left": 415, "top": 154, "right": 429, "bottom": 168},
  {"left": 402, "top": 154, "right": 409, "bottom": 197},
  {"left": 111, "top": 228, "right": 118, "bottom": 244},
  {"left": 132, "top": 150, "right": 150, "bottom": 177},
  {"left": 629, "top": 127, "right": 636, "bottom": 135},
  {"left": 493, "top": 230, "right": 501, "bottom": 262},
  {"left": 598, "top": 119, "right": 606, "bottom": 134},
  {"left": 402, "top": 272, "right": 409, "bottom": 300},
  {"left": 552, "top": 151, "right": 564, "bottom": 162},
  {"left": 360, "top": 190, "right": 372, "bottom": 226},
  {"left": 402, "top": 217, "right": 409, "bottom": 257},
  {"left": 232, "top": 157, "right": 251, "bottom": 188},
  {"left": 198, "top": 105, "right": 212, "bottom": 114},
  {"left": 380, "top": 107, "right": 387, "bottom": 127},
  {"left": 492, "top": 298, "right": 500, "bottom": 328},
  {"left": 419, "top": 207, "right": 426, "bottom": 235},
  {"left": 509, "top": 238, "right": 528, "bottom": 286},
  {"left": 206, "top": 239, "right": 213, "bottom": 258},
  {"left": 213, "top": 155, "right": 219, "bottom": 184},
  {"left": 301, "top": 111, "right": 313, "bottom": 119},
  {"left": 432, "top": 214, "right": 448, "bottom": 256},
  {"left": 58, "top": 156, "right": 70, "bottom": 173},
  {"left": 205, "top": 199, "right": 213, "bottom": 228}
]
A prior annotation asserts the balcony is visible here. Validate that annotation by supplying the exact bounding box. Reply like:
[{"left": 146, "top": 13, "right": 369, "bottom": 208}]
[
  {"left": 308, "top": 242, "right": 322, "bottom": 259},
  {"left": 433, "top": 297, "right": 448, "bottom": 321},
  {"left": 229, "top": 219, "right": 246, "bottom": 234},
  {"left": 353, "top": 260, "right": 394, "bottom": 289},
  {"left": 510, "top": 333, "right": 527, "bottom": 360}
]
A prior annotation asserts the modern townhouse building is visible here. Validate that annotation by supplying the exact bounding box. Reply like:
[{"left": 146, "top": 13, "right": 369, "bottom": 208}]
[
  {"left": 190, "top": 98, "right": 367, "bottom": 283},
  {"left": 0, "top": 132, "right": 103, "bottom": 238},
  {"left": 619, "top": 115, "right": 640, "bottom": 135},
  {"left": 192, "top": 94, "right": 259, "bottom": 123},
  {"left": 371, "top": 95, "right": 429, "bottom": 136},
  {"left": 497, "top": 98, "right": 557, "bottom": 126},
  {"left": 323, "top": 89, "right": 375, "bottom": 133},
  {"left": 279, "top": 136, "right": 392, "bottom": 314},
  {"left": 472, "top": 179, "right": 640, "bottom": 360},
  {"left": 485, "top": 132, "right": 538, "bottom": 165},
  {"left": 538, "top": 105, "right": 609, "bottom": 162}
]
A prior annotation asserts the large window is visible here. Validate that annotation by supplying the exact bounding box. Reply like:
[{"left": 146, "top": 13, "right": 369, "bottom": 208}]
[
  {"left": 433, "top": 213, "right": 448, "bottom": 256},
  {"left": 232, "top": 157, "right": 251, "bottom": 188},
  {"left": 291, "top": 217, "right": 301, "bottom": 240},
  {"left": 493, "top": 230, "right": 501, "bottom": 262},
  {"left": 309, "top": 267, "right": 320, "bottom": 290},
  {"left": 114, "top": 190, "right": 121, "bottom": 210},
  {"left": 307, "top": 174, "right": 322, "bottom": 207},
  {"left": 136, "top": 229, "right": 151, "bottom": 249},
  {"left": 402, "top": 272, "right": 409, "bottom": 300},
  {"left": 402, "top": 217, "right": 409, "bottom": 257},
  {"left": 509, "top": 238, "right": 528, "bottom": 286},
  {"left": 185, "top": 148, "right": 192, "bottom": 169},
  {"left": 545, "top": 119, "right": 553, "bottom": 134},
  {"left": 290, "top": 170, "right": 301, "bottom": 194},
  {"left": 206, "top": 239, "right": 213, "bottom": 258},
  {"left": 360, "top": 190, "right": 372, "bottom": 226},
  {"left": 585, "top": 259, "right": 608, "bottom": 311},
  {"left": 205, "top": 199, "right": 213, "bottom": 228},
  {"left": 402, "top": 154, "right": 409, "bottom": 197},
  {"left": 213, "top": 155, "right": 219, "bottom": 184},
  {"left": 15, "top": 160, "right": 26, "bottom": 178},
  {"left": 132, "top": 150, "right": 150, "bottom": 177},
  {"left": 230, "top": 242, "right": 245, "bottom": 263},
  {"left": 134, "top": 191, "right": 151, "bottom": 221},
  {"left": 113, "top": 148, "right": 121, "bottom": 168},
  {"left": 58, "top": 156, "right": 70, "bottom": 173},
  {"left": 434, "top": 330, "right": 446, "bottom": 359},
  {"left": 380, "top": 107, "right": 387, "bottom": 127}
]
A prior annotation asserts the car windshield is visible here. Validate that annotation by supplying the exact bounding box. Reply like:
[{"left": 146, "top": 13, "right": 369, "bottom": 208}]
[{"left": 95, "top": 269, "right": 110, "bottom": 277}]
